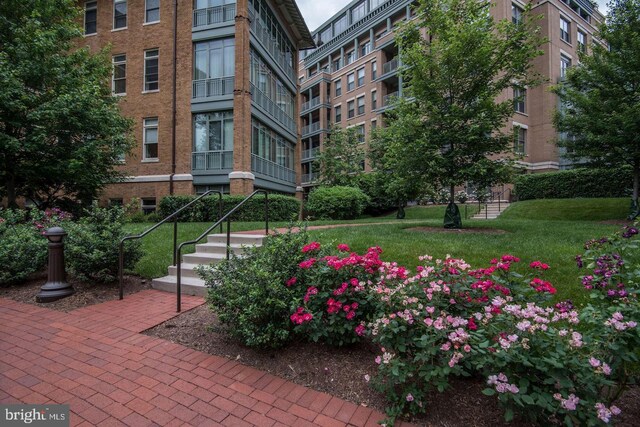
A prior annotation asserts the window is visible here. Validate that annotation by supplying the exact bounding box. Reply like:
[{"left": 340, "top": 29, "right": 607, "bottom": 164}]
[
  {"left": 193, "top": 112, "right": 234, "bottom": 152},
  {"left": 371, "top": 91, "right": 377, "bottom": 110},
  {"left": 145, "top": 0, "right": 160, "bottom": 23},
  {"left": 335, "top": 79, "right": 342, "bottom": 97},
  {"left": 577, "top": 31, "right": 586, "bottom": 53},
  {"left": 332, "top": 58, "right": 342, "bottom": 72},
  {"left": 357, "top": 96, "right": 365, "bottom": 115},
  {"left": 347, "top": 73, "right": 355, "bottom": 91},
  {"left": 560, "top": 17, "right": 571, "bottom": 43},
  {"left": 347, "top": 100, "right": 355, "bottom": 118},
  {"left": 560, "top": 54, "right": 571, "bottom": 79},
  {"left": 112, "top": 55, "right": 126, "bottom": 95},
  {"left": 514, "top": 127, "right": 526, "bottom": 154},
  {"left": 84, "top": 1, "right": 97, "bottom": 34},
  {"left": 334, "top": 14, "right": 348, "bottom": 35},
  {"left": 371, "top": 119, "right": 377, "bottom": 130},
  {"left": 345, "top": 51, "right": 356, "bottom": 65},
  {"left": 360, "top": 43, "right": 371, "bottom": 57},
  {"left": 513, "top": 87, "right": 526, "bottom": 114},
  {"left": 356, "top": 124, "right": 365, "bottom": 143},
  {"left": 109, "top": 198, "right": 124, "bottom": 207},
  {"left": 357, "top": 68, "right": 365, "bottom": 87},
  {"left": 194, "top": 39, "right": 235, "bottom": 80},
  {"left": 512, "top": 3, "right": 523, "bottom": 25},
  {"left": 320, "top": 27, "right": 332, "bottom": 44},
  {"left": 141, "top": 198, "right": 157, "bottom": 214},
  {"left": 144, "top": 49, "right": 159, "bottom": 91},
  {"left": 334, "top": 105, "right": 342, "bottom": 123},
  {"left": 114, "top": 0, "right": 127, "bottom": 29},
  {"left": 371, "top": 61, "right": 377, "bottom": 80},
  {"left": 352, "top": 2, "right": 366, "bottom": 22},
  {"left": 143, "top": 118, "right": 158, "bottom": 160}
]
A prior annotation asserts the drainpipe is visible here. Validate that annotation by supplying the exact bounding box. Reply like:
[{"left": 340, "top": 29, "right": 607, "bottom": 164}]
[{"left": 169, "top": 0, "right": 178, "bottom": 194}]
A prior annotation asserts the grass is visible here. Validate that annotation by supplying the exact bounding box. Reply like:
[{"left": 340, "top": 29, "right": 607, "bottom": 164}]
[{"left": 124, "top": 198, "right": 630, "bottom": 305}]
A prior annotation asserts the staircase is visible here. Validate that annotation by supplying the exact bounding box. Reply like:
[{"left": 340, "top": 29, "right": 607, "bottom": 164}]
[
  {"left": 152, "top": 233, "right": 265, "bottom": 297},
  {"left": 472, "top": 201, "right": 510, "bottom": 219}
]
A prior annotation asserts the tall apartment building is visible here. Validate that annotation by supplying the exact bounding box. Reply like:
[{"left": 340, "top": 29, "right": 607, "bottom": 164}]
[
  {"left": 80, "top": 0, "right": 313, "bottom": 209},
  {"left": 297, "top": 0, "right": 604, "bottom": 191}
]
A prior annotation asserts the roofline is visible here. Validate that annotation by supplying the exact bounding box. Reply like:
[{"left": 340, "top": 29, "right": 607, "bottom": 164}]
[{"left": 272, "top": 0, "right": 316, "bottom": 49}]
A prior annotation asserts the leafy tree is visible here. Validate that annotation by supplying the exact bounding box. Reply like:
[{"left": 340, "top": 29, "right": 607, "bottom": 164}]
[
  {"left": 314, "top": 126, "right": 364, "bottom": 187},
  {"left": 370, "top": 0, "right": 544, "bottom": 227},
  {"left": 553, "top": 0, "right": 640, "bottom": 219},
  {"left": 0, "top": 0, "right": 133, "bottom": 209}
]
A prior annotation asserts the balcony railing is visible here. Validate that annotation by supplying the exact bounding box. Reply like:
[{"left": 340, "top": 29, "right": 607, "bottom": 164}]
[
  {"left": 251, "top": 155, "right": 296, "bottom": 183},
  {"left": 301, "top": 172, "right": 318, "bottom": 184},
  {"left": 193, "top": 4, "right": 236, "bottom": 27},
  {"left": 248, "top": 7, "right": 295, "bottom": 82},
  {"left": 250, "top": 83, "right": 296, "bottom": 133},
  {"left": 192, "top": 150, "right": 233, "bottom": 171},
  {"left": 382, "top": 57, "right": 399, "bottom": 76},
  {"left": 301, "top": 122, "right": 321, "bottom": 136},
  {"left": 192, "top": 77, "right": 234, "bottom": 99},
  {"left": 302, "top": 147, "right": 320, "bottom": 161},
  {"left": 301, "top": 96, "right": 321, "bottom": 112}
]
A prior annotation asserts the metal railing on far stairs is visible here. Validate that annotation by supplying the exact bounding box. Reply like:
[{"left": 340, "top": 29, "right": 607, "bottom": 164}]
[
  {"left": 118, "top": 190, "right": 223, "bottom": 301},
  {"left": 175, "top": 190, "right": 269, "bottom": 312}
]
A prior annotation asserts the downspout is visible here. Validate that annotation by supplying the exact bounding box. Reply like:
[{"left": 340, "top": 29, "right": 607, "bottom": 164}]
[{"left": 169, "top": 0, "right": 178, "bottom": 194}]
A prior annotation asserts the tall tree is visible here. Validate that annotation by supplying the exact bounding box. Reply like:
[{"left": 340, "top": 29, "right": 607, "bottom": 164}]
[
  {"left": 370, "top": 0, "right": 544, "bottom": 227},
  {"left": 0, "top": 0, "right": 133, "bottom": 209},
  {"left": 314, "top": 125, "right": 365, "bottom": 187},
  {"left": 553, "top": 0, "right": 640, "bottom": 219}
]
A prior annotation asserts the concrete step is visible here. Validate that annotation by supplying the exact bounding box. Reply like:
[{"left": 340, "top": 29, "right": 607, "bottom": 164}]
[
  {"left": 152, "top": 275, "right": 207, "bottom": 297},
  {"left": 195, "top": 242, "right": 247, "bottom": 255},
  {"left": 167, "top": 263, "right": 203, "bottom": 279},
  {"left": 182, "top": 252, "right": 227, "bottom": 265},
  {"left": 207, "top": 233, "right": 265, "bottom": 245}
]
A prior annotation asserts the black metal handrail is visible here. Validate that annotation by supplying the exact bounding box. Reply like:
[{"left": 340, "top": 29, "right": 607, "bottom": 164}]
[
  {"left": 118, "top": 190, "right": 223, "bottom": 300},
  {"left": 175, "top": 190, "right": 269, "bottom": 312}
]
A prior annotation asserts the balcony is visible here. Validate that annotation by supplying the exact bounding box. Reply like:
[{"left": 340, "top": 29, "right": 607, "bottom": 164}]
[
  {"left": 301, "top": 97, "right": 320, "bottom": 113},
  {"left": 302, "top": 147, "right": 320, "bottom": 161},
  {"left": 251, "top": 155, "right": 296, "bottom": 183},
  {"left": 301, "top": 172, "right": 318, "bottom": 184},
  {"left": 250, "top": 83, "right": 296, "bottom": 133},
  {"left": 379, "top": 57, "right": 399, "bottom": 79},
  {"left": 192, "top": 150, "right": 233, "bottom": 171},
  {"left": 301, "top": 122, "right": 321, "bottom": 136},
  {"left": 248, "top": 8, "right": 295, "bottom": 83},
  {"left": 192, "top": 77, "right": 234, "bottom": 99},
  {"left": 193, "top": 4, "right": 236, "bottom": 28}
]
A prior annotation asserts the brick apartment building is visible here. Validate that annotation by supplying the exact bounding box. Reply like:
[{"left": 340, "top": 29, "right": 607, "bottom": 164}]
[
  {"left": 80, "top": 0, "right": 313, "bottom": 210},
  {"left": 297, "top": 0, "right": 604, "bottom": 191}
]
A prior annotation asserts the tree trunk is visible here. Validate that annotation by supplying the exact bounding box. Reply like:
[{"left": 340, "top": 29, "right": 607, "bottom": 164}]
[{"left": 630, "top": 160, "right": 639, "bottom": 220}]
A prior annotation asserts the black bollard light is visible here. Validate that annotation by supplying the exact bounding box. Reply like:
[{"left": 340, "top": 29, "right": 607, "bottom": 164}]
[{"left": 36, "top": 227, "right": 75, "bottom": 303}]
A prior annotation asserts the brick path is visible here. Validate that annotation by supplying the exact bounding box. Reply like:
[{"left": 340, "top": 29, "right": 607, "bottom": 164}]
[{"left": 0, "top": 290, "right": 411, "bottom": 426}]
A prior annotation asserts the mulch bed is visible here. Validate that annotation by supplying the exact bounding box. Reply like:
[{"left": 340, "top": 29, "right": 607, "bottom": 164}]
[
  {"left": 0, "top": 272, "right": 151, "bottom": 312},
  {"left": 407, "top": 226, "right": 508, "bottom": 234}
]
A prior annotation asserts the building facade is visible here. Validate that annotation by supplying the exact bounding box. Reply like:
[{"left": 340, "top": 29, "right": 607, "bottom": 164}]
[
  {"left": 80, "top": 0, "right": 313, "bottom": 209},
  {"left": 297, "top": 0, "right": 604, "bottom": 191}
]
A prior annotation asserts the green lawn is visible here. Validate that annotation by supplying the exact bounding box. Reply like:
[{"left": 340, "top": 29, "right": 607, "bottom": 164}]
[{"left": 124, "top": 198, "right": 630, "bottom": 305}]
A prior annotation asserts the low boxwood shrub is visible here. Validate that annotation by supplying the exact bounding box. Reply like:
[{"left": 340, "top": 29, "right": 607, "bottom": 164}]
[
  {"left": 65, "top": 206, "right": 142, "bottom": 282},
  {"left": 305, "top": 186, "right": 370, "bottom": 220},
  {"left": 514, "top": 167, "right": 632, "bottom": 200},
  {"left": 199, "top": 226, "right": 310, "bottom": 348},
  {"left": 158, "top": 194, "right": 300, "bottom": 222},
  {"left": 0, "top": 224, "right": 48, "bottom": 285}
]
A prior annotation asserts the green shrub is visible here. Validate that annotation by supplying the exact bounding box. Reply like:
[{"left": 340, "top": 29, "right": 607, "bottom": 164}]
[
  {"left": 65, "top": 206, "right": 142, "bottom": 282},
  {"left": 306, "top": 186, "right": 370, "bottom": 220},
  {"left": 0, "top": 224, "right": 47, "bottom": 285},
  {"left": 158, "top": 194, "right": 300, "bottom": 222},
  {"left": 354, "top": 173, "right": 398, "bottom": 215},
  {"left": 199, "top": 226, "right": 310, "bottom": 348},
  {"left": 514, "top": 167, "right": 632, "bottom": 200}
]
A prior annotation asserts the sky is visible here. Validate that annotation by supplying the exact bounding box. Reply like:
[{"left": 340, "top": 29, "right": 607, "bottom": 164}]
[{"left": 295, "top": 0, "right": 611, "bottom": 33}]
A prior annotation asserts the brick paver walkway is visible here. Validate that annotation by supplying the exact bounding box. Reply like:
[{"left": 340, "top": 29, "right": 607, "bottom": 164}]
[{"left": 0, "top": 290, "right": 410, "bottom": 427}]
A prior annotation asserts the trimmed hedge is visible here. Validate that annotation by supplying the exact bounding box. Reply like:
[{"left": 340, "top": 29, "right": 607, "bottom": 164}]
[
  {"left": 305, "top": 186, "right": 370, "bottom": 220},
  {"left": 514, "top": 168, "right": 632, "bottom": 200},
  {"left": 158, "top": 194, "right": 300, "bottom": 222}
]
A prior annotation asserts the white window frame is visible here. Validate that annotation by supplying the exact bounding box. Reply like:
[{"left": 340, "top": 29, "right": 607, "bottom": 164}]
[
  {"left": 356, "top": 95, "right": 365, "bottom": 115},
  {"left": 371, "top": 90, "right": 377, "bottom": 110},
  {"left": 334, "top": 105, "right": 342, "bottom": 123},
  {"left": 84, "top": 1, "right": 97, "bottom": 36},
  {"left": 347, "top": 100, "right": 355, "bottom": 118},
  {"left": 513, "top": 87, "right": 526, "bottom": 114},
  {"left": 113, "top": 0, "right": 128, "bottom": 30},
  {"left": 335, "top": 79, "right": 342, "bottom": 97},
  {"left": 513, "top": 122, "right": 528, "bottom": 155},
  {"left": 371, "top": 61, "right": 377, "bottom": 80},
  {"left": 560, "top": 17, "right": 571, "bottom": 44},
  {"left": 347, "top": 73, "right": 355, "bottom": 91},
  {"left": 143, "top": 118, "right": 159, "bottom": 161},
  {"left": 144, "top": 49, "right": 159, "bottom": 92},
  {"left": 145, "top": 0, "right": 161, "bottom": 24},
  {"left": 141, "top": 198, "right": 157, "bottom": 214},
  {"left": 357, "top": 68, "right": 365, "bottom": 87},
  {"left": 560, "top": 54, "right": 571, "bottom": 79},
  {"left": 112, "top": 54, "right": 127, "bottom": 96}
]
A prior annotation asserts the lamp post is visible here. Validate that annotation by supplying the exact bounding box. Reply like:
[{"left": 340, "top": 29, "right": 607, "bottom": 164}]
[{"left": 36, "top": 227, "right": 74, "bottom": 303}]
